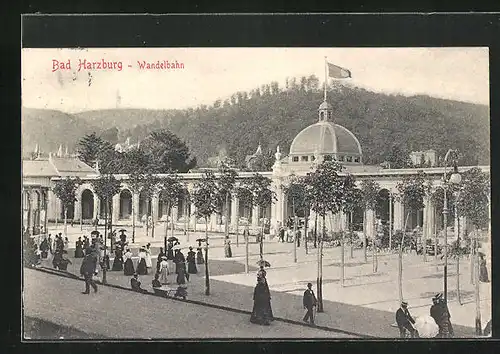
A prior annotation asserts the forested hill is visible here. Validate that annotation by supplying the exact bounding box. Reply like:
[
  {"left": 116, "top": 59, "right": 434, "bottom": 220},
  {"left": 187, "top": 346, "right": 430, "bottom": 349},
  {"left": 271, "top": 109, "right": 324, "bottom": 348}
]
[{"left": 22, "top": 77, "right": 490, "bottom": 166}]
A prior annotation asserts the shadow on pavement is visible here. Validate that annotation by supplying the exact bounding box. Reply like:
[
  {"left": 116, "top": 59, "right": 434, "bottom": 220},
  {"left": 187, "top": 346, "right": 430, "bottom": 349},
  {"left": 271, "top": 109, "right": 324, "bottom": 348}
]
[{"left": 23, "top": 316, "right": 106, "bottom": 340}]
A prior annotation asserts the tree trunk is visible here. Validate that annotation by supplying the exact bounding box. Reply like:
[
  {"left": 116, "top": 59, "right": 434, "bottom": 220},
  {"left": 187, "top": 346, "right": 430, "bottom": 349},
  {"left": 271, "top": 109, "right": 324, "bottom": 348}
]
[
  {"left": 170, "top": 204, "right": 175, "bottom": 245},
  {"left": 317, "top": 214, "right": 325, "bottom": 312},
  {"left": 236, "top": 218, "right": 239, "bottom": 247},
  {"left": 341, "top": 228, "right": 345, "bottom": 287},
  {"left": 435, "top": 208, "right": 439, "bottom": 271},
  {"left": 470, "top": 232, "right": 475, "bottom": 285},
  {"left": 398, "top": 212, "right": 411, "bottom": 304},
  {"left": 474, "top": 227, "right": 482, "bottom": 335},
  {"left": 164, "top": 202, "right": 170, "bottom": 252},
  {"left": 314, "top": 214, "right": 318, "bottom": 248},
  {"left": 245, "top": 226, "right": 249, "bottom": 273},
  {"left": 349, "top": 212, "right": 354, "bottom": 259},
  {"left": 293, "top": 200, "right": 297, "bottom": 263},
  {"left": 132, "top": 196, "right": 135, "bottom": 243},
  {"left": 185, "top": 201, "right": 189, "bottom": 243},
  {"left": 64, "top": 208, "right": 68, "bottom": 238},
  {"left": 363, "top": 210, "right": 367, "bottom": 263},
  {"left": 145, "top": 199, "right": 149, "bottom": 238},
  {"left": 103, "top": 198, "right": 108, "bottom": 285},
  {"left": 456, "top": 212, "right": 462, "bottom": 305},
  {"left": 205, "top": 216, "right": 210, "bottom": 296},
  {"left": 305, "top": 208, "right": 309, "bottom": 255},
  {"left": 225, "top": 193, "right": 230, "bottom": 240},
  {"left": 151, "top": 200, "right": 155, "bottom": 239},
  {"left": 372, "top": 211, "right": 377, "bottom": 273}
]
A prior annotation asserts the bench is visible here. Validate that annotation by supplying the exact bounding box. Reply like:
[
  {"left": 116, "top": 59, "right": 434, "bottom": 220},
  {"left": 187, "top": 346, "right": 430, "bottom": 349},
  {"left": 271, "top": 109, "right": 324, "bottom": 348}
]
[{"left": 153, "top": 285, "right": 188, "bottom": 300}]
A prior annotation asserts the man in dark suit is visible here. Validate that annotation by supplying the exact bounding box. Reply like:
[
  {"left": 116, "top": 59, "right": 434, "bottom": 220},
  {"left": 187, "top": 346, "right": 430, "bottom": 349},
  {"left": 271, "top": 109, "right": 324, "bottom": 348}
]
[
  {"left": 80, "top": 249, "right": 98, "bottom": 294},
  {"left": 395, "top": 301, "right": 417, "bottom": 338},
  {"left": 131, "top": 273, "right": 147, "bottom": 293},
  {"left": 302, "top": 283, "right": 317, "bottom": 325}
]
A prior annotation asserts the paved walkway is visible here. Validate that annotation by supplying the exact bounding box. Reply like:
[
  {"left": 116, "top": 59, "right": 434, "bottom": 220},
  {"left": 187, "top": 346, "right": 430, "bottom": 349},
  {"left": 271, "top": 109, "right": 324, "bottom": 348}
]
[
  {"left": 37, "top": 241, "right": 490, "bottom": 338},
  {"left": 23, "top": 268, "right": 353, "bottom": 339}
]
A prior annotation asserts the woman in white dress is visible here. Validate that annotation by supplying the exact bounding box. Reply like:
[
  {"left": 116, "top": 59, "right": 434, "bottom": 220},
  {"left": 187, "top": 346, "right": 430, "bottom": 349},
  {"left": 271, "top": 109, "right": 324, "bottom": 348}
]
[
  {"left": 159, "top": 256, "right": 169, "bottom": 284},
  {"left": 145, "top": 243, "right": 152, "bottom": 269}
]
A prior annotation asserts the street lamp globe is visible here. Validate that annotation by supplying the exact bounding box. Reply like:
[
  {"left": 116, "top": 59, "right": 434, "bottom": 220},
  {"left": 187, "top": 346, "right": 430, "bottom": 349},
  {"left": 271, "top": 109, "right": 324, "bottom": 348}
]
[{"left": 450, "top": 172, "right": 462, "bottom": 185}]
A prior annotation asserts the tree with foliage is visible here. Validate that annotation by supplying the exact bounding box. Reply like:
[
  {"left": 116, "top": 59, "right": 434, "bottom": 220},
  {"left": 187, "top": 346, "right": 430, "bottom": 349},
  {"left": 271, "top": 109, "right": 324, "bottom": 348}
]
[
  {"left": 193, "top": 171, "right": 221, "bottom": 296},
  {"left": 360, "top": 179, "right": 381, "bottom": 271},
  {"left": 91, "top": 174, "right": 121, "bottom": 284},
  {"left": 120, "top": 148, "right": 152, "bottom": 173},
  {"left": 384, "top": 145, "right": 411, "bottom": 169},
  {"left": 343, "top": 187, "right": 363, "bottom": 259},
  {"left": 158, "top": 174, "right": 183, "bottom": 251},
  {"left": 282, "top": 175, "right": 307, "bottom": 263},
  {"left": 245, "top": 173, "right": 276, "bottom": 261},
  {"left": 53, "top": 177, "right": 82, "bottom": 237},
  {"left": 304, "top": 161, "right": 345, "bottom": 312},
  {"left": 456, "top": 167, "right": 490, "bottom": 335},
  {"left": 216, "top": 162, "right": 238, "bottom": 245},
  {"left": 141, "top": 129, "right": 197, "bottom": 173},
  {"left": 76, "top": 133, "right": 115, "bottom": 167},
  {"left": 396, "top": 171, "right": 429, "bottom": 303}
]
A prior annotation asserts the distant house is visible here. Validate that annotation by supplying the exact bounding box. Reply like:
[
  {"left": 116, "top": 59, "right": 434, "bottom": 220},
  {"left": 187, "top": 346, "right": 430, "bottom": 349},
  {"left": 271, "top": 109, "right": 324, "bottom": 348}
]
[{"left": 410, "top": 149, "right": 437, "bottom": 167}]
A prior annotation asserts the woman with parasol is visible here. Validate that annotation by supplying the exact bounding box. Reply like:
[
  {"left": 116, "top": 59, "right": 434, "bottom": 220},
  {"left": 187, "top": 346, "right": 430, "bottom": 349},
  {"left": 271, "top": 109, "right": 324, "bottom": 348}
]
[
  {"left": 123, "top": 248, "right": 135, "bottom": 276},
  {"left": 256, "top": 260, "right": 273, "bottom": 321},
  {"left": 196, "top": 238, "right": 206, "bottom": 265},
  {"left": 136, "top": 247, "right": 148, "bottom": 275},
  {"left": 250, "top": 274, "right": 273, "bottom": 325}
]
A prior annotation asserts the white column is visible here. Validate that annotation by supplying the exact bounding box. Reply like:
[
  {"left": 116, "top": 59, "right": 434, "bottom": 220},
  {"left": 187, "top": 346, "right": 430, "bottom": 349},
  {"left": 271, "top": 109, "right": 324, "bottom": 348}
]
[
  {"left": 93, "top": 192, "right": 100, "bottom": 219},
  {"left": 393, "top": 200, "right": 404, "bottom": 230},
  {"left": 172, "top": 206, "right": 179, "bottom": 226},
  {"left": 210, "top": 213, "right": 217, "bottom": 231},
  {"left": 422, "top": 196, "right": 430, "bottom": 243},
  {"left": 365, "top": 209, "right": 375, "bottom": 238},
  {"left": 252, "top": 205, "right": 260, "bottom": 228},
  {"left": 151, "top": 195, "right": 159, "bottom": 224},
  {"left": 231, "top": 193, "right": 239, "bottom": 230},
  {"left": 112, "top": 194, "right": 120, "bottom": 221},
  {"left": 132, "top": 193, "right": 140, "bottom": 222},
  {"left": 74, "top": 190, "right": 82, "bottom": 221}
]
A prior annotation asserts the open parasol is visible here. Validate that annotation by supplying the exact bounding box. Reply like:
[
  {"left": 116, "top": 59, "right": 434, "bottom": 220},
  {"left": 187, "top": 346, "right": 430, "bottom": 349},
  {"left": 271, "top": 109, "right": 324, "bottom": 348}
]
[
  {"left": 413, "top": 315, "right": 439, "bottom": 338},
  {"left": 256, "top": 259, "right": 271, "bottom": 268},
  {"left": 173, "top": 244, "right": 182, "bottom": 251},
  {"left": 119, "top": 229, "right": 127, "bottom": 233},
  {"left": 167, "top": 236, "right": 179, "bottom": 242},
  {"left": 196, "top": 238, "right": 207, "bottom": 246}
]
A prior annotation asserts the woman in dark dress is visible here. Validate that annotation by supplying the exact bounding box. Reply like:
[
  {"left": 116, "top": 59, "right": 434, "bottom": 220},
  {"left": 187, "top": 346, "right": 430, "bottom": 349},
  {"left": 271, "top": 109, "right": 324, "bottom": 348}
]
[
  {"left": 196, "top": 247, "right": 204, "bottom": 264},
  {"left": 39, "top": 237, "right": 49, "bottom": 259},
  {"left": 250, "top": 276, "right": 273, "bottom": 325},
  {"left": 152, "top": 273, "right": 162, "bottom": 288},
  {"left": 75, "top": 237, "right": 84, "bottom": 258},
  {"left": 136, "top": 248, "right": 148, "bottom": 275},
  {"left": 187, "top": 247, "right": 197, "bottom": 274},
  {"left": 156, "top": 247, "right": 165, "bottom": 273},
  {"left": 123, "top": 249, "right": 135, "bottom": 276},
  {"left": 176, "top": 261, "right": 189, "bottom": 285},
  {"left": 111, "top": 247, "right": 123, "bottom": 271},
  {"left": 166, "top": 243, "right": 174, "bottom": 260},
  {"left": 479, "top": 254, "right": 489, "bottom": 282}
]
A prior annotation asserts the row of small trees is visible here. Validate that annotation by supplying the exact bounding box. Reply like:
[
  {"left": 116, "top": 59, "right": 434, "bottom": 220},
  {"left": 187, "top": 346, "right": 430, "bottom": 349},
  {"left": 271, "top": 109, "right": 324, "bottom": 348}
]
[{"left": 51, "top": 160, "right": 489, "bottom": 328}]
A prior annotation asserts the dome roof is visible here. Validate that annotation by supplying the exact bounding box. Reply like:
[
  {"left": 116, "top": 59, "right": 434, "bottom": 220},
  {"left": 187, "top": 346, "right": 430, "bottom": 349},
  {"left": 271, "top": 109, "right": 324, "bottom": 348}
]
[{"left": 289, "top": 121, "right": 362, "bottom": 156}]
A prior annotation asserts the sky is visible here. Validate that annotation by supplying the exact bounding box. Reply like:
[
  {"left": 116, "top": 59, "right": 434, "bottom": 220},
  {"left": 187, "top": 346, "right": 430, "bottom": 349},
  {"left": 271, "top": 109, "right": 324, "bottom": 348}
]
[{"left": 21, "top": 47, "right": 489, "bottom": 113}]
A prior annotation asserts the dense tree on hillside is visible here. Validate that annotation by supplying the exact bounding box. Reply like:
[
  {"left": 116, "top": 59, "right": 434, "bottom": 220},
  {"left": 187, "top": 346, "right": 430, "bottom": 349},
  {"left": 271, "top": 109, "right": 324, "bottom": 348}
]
[
  {"left": 76, "top": 133, "right": 115, "bottom": 167},
  {"left": 140, "top": 129, "right": 197, "bottom": 173}
]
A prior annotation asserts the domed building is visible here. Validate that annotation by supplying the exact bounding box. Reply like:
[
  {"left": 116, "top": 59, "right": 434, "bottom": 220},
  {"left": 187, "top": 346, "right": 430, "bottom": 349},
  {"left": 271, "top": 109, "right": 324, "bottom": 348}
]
[{"left": 287, "top": 100, "right": 363, "bottom": 167}]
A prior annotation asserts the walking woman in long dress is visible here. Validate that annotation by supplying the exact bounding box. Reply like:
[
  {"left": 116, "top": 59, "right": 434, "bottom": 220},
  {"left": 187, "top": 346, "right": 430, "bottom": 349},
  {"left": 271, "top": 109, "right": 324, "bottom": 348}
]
[
  {"left": 187, "top": 247, "right": 197, "bottom": 274},
  {"left": 196, "top": 247, "right": 204, "bottom": 265},
  {"left": 111, "top": 247, "right": 123, "bottom": 271},
  {"left": 123, "top": 248, "right": 135, "bottom": 276},
  {"left": 145, "top": 243, "right": 153, "bottom": 270},
  {"left": 159, "top": 256, "right": 169, "bottom": 285},
  {"left": 136, "top": 247, "right": 148, "bottom": 275},
  {"left": 250, "top": 275, "right": 273, "bottom": 325}
]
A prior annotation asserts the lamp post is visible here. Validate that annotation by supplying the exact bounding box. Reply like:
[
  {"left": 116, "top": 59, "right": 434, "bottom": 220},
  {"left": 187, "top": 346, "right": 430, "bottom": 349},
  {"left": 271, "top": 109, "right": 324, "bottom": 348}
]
[{"left": 442, "top": 149, "right": 462, "bottom": 304}]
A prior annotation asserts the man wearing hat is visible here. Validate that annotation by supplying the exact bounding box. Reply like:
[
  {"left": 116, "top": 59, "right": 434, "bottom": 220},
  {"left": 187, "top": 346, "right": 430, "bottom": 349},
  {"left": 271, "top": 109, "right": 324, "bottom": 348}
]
[
  {"left": 396, "top": 301, "right": 417, "bottom": 338},
  {"left": 302, "top": 283, "right": 317, "bottom": 325},
  {"left": 431, "top": 293, "right": 453, "bottom": 338}
]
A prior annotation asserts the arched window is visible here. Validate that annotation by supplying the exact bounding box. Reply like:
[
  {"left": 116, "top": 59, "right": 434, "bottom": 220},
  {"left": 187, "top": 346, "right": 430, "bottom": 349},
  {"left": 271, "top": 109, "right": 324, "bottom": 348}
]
[{"left": 320, "top": 112, "right": 324, "bottom": 120}]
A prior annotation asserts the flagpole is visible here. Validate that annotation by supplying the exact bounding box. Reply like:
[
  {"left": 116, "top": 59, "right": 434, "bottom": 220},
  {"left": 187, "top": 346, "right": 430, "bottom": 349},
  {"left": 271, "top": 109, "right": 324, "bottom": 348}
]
[{"left": 324, "top": 56, "right": 327, "bottom": 101}]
